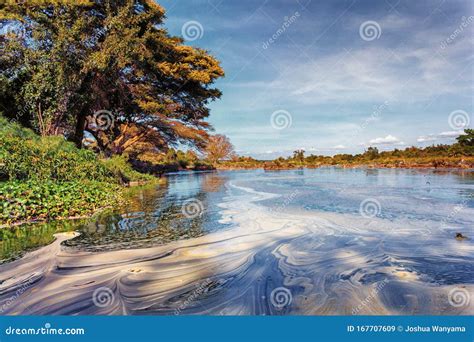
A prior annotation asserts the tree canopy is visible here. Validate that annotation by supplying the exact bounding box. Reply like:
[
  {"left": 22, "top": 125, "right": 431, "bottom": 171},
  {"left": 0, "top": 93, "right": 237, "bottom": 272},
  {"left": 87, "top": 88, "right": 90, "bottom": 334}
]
[
  {"left": 456, "top": 129, "right": 474, "bottom": 147},
  {"left": 204, "top": 134, "right": 235, "bottom": 165},
  {"left": 0, "top": 0, "right": 224, "bottom": 156}
]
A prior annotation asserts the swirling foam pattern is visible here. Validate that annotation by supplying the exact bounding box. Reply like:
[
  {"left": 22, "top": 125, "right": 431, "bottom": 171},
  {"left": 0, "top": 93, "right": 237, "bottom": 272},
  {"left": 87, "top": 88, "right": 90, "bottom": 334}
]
[{"left": 0, "top": 170, "right": 473, "bottom": 315}]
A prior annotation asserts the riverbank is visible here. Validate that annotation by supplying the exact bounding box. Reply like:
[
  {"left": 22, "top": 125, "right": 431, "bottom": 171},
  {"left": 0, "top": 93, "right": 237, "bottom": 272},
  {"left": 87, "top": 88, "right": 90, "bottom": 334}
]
[
  {"left": 0, "top": 178, "right": 167, "bottom": 229},
  {"left": 216, "top": 156, "right": 474, "bottom": 171},
  {"left": 0, "top": 117, "right": 158, "bottom": 227}
]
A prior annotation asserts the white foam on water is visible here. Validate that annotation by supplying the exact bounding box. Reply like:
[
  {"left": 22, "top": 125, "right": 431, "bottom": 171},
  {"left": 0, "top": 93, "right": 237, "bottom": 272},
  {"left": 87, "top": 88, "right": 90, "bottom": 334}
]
[{"left": 0, "top": 176, "right": 472, "bottom": 316}]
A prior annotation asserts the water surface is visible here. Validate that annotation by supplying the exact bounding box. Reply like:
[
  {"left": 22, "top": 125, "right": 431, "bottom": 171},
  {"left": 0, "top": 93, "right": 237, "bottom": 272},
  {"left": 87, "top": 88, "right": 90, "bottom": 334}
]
[{"left": 0, "top": 168, "right": 473, "bottom": 315}]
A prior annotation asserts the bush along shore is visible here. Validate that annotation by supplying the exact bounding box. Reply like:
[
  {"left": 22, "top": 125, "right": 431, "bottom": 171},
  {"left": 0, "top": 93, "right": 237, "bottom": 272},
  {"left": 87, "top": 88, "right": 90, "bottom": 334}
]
[
  {"left": 0, "top": 116, "right": 157, "bottom": 227},
  {"left": 0, "top": 114, "right": 220, "bottom": 227}
]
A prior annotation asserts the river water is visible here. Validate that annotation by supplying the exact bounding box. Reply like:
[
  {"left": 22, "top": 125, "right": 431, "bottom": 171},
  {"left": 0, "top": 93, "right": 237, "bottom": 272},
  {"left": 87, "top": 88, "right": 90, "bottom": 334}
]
[{"left": 0, "top": 168, "right": 473, "bottom": 315}]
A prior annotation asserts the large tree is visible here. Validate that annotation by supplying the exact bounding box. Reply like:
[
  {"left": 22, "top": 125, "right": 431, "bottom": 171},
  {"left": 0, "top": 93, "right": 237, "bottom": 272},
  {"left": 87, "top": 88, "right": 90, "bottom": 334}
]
[
  {"left": 0, "top": 0, "right": 224, "bottom": 154},
  {"left": 204, "top": 134, "right": 235, "bottom": 166}
]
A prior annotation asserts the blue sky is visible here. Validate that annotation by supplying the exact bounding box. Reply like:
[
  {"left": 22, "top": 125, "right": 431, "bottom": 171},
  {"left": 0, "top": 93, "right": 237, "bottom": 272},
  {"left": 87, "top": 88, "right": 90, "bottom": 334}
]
[{"left": 158, "top": 0, "right": 473, "bottom": 159}]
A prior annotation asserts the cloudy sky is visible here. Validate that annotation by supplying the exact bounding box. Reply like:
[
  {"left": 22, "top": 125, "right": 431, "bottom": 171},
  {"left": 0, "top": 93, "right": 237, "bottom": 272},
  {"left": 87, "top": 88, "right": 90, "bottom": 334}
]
[{"left": 158, "top": 0, "right": 473, "bottom": 159}]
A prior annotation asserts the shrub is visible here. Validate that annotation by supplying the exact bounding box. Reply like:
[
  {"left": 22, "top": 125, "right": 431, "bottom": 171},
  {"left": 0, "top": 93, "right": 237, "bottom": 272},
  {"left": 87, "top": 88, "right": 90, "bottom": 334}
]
[
  {"left": 0, "top": 117, "right": 114, "bottom": 182},
  {"left": 0, "top": 115, "right": 155, "bottom": 225},
  {"left": 100, "top": 155, "right": 155, "bottom": 183}
]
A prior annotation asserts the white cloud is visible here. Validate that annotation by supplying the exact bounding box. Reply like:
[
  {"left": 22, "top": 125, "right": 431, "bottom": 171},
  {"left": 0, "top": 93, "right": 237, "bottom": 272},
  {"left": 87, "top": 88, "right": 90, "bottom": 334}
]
[
  {"left": 257, "top": 15, "right": 472, "bottom": 106},
  {"left": 439, "top": 131, "right": 463, "bottom": 137},
  {"left": 417, "top": 135, "right": 438, "bottom": 143},
  {"left": 368, "top": 134, "right": 404, "bottom": 145},
  {"left": 417, "top": 130, "right": 465, "bottom": 143},
  {"left": 333, "top": 144, "right": 346, "bottom": 149}
]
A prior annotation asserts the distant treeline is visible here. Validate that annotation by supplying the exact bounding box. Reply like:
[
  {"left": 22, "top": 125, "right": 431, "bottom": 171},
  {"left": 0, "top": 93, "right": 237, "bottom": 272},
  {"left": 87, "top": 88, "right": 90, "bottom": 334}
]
[{"left": 219, "top": 129, "right": 474, "bottom": 170}]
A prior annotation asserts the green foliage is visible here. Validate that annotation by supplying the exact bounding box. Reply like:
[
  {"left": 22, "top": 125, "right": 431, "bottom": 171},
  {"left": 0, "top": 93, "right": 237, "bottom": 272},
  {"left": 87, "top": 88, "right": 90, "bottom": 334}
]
[
  {"left": 363, "top": 147, "right": 379, "bottom": 160},
  {"left": 456, "top": 129, "right": 474, "bottom": 153},
  {"left": 0, "top": 116, "right": 113, "bottom": 182},
  {"left": 0, "top": 180, "right": 121, "bottom": 226},
  {"left": 0, "top": 115, "right": 156, "bottom": 225},
  {"left": 1, "top": 0, "right": 224, "bottom": 153},
  {"left": 292, "top": 149, "right": 305, "bottom": 163},
  {"left": 100, "top": 155, "right": 154, "bottom": 182},
  {"left": 136, "top": 148, "right": 213, "bottom": 172},
  {"left": 302, "top": 141, "right": 473, "bottom": 168}
]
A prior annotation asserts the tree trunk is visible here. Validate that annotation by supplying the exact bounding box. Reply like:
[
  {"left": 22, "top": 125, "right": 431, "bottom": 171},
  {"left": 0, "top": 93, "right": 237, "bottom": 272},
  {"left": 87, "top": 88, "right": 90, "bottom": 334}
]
[
  {"left": 70, "top": 72, "right": 94, "bottom": 148},
  {"left": 73, "top": 112, "right": 87, "bottom": 148}
]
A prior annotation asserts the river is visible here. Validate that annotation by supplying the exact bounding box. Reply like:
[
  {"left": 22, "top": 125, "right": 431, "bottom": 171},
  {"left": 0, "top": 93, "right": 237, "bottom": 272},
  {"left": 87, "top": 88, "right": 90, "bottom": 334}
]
[{"left": 0, "top": 168, "right": 473, "bottom": 315}]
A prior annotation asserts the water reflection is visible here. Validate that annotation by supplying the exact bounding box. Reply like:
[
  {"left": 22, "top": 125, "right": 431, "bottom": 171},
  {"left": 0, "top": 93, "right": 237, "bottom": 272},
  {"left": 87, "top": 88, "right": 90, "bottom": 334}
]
[
  {"left": 0, "top": 219, "right": 82, "bottom": 263},
  {"left": 1, "top": 172, "right": 228, "bottom": 262}
]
